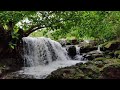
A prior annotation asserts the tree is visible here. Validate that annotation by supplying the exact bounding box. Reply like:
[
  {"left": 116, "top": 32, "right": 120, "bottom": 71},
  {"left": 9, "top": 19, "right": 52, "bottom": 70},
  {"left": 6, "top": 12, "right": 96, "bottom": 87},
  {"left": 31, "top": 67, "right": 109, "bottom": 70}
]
[
  {"left": 37, "top": 11, "right": 120, "bottom": 42},
  {"left": 1, "top": 11, "right": 120, "bottom": 59},
  {"left": 0, "top": 11, "right": 71, "bottom": 58}
]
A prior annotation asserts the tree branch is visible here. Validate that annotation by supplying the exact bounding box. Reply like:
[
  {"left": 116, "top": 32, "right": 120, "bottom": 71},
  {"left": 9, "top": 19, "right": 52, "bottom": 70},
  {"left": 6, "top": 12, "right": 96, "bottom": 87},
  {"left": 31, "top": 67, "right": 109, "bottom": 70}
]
[
  {"left": 22, "top": 12, "right": 72, "bottom": 37},
  {"left": 24, "top": 25, "right": 45, "bottom": 37}
]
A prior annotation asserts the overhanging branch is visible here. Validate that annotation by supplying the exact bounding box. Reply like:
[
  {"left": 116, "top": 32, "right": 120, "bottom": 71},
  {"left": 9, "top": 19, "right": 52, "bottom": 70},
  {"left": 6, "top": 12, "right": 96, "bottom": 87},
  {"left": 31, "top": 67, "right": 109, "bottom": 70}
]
[{"left": 24, "top": 25, "right": 45, "bottom": 37}]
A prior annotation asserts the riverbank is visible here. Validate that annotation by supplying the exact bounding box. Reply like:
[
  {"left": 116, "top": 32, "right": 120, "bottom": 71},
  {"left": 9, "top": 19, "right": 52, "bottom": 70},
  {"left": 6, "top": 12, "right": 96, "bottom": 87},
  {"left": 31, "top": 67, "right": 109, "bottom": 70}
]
[
  {"left": 46, "top": 39, "right": 120, "bottom": 79},
  {"left": 1, "top": 39, "right": 120, "bottom": 79},
  {"left": 46, "top": 58, "right": 120, "bottom": 79}
]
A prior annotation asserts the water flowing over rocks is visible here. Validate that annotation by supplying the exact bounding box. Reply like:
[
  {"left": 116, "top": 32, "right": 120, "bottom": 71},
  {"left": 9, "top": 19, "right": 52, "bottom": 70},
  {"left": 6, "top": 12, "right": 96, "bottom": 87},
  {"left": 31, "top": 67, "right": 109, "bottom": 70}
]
[{"left": 7, "top": 37, "right": 86, "bottom": 79}]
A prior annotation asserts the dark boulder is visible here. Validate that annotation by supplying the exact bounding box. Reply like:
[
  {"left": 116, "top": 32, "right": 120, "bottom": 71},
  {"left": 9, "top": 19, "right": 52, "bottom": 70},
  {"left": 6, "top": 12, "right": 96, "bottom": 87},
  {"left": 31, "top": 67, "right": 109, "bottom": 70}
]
[
  {"left": 67, "top": 45, "right": 76, "bottom": 58},
  {"left": 101, "top": 64, "right": 120, "bottom": 79}
]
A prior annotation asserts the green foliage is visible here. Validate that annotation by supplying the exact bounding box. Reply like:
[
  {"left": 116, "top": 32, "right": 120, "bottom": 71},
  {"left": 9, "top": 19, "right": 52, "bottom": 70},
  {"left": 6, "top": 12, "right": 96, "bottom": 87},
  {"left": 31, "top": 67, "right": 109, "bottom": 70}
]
[
  {"left": 1, "top": 11, "right": 120, "bottom": 49},
  {"left": 30, "top": 11, "right": 120, "bottom": 42}
]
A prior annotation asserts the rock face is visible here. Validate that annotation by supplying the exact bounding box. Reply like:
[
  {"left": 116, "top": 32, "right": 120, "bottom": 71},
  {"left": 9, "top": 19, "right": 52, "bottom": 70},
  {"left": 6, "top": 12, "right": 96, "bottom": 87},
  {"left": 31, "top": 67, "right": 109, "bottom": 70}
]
[{"left": 67, "top": 45, "right": 76, "bottom": 58}]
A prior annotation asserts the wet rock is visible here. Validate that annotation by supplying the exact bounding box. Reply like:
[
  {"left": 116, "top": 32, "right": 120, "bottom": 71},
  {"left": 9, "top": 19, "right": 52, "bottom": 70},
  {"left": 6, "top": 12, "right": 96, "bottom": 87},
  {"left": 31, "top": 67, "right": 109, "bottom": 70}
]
[
  {"left": 67, "top": 45, "right": 76, "bottom": 58},
  {"left": 66, "top": 42, "right": 71, "bottom": 45},
  {"left": 82, "top": 54, "right": 94, "bottom": 60}
]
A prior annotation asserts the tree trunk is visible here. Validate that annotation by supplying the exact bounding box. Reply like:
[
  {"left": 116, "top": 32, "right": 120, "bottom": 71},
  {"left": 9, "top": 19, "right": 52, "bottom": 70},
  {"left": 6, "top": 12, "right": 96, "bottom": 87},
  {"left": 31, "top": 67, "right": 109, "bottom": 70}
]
[
  {"left": 0, "top": 27, "right": 24, "bottom": 69},
  {"left": 0, "top": 22, "right": 46, "bottom": 69}
]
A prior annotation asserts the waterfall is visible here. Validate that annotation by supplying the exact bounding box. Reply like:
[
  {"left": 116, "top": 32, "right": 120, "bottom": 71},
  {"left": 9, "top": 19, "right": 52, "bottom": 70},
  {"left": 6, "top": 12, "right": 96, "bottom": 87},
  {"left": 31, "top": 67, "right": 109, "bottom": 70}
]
[
  {"left": 17, "top": 37, "right": 86, "bottom": 79},
  {"left": 74, "top": 45, "right": 84, "bottom": 60},
  {"left": 97, "top": 45, "right": 102, "bottom": 53},
  {"left": 97, "top": 45, "right": 100, "bottom": 51}
]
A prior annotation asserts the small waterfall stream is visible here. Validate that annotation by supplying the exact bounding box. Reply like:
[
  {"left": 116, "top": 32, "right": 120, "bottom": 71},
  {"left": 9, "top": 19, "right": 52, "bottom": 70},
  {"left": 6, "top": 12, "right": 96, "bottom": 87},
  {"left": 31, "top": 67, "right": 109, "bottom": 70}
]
[
  {"left": 17, "top": 37, "right": 86, "bottom": 79},
  {"left": 97, "top": 45, "right": 102, "bottom": 53}
]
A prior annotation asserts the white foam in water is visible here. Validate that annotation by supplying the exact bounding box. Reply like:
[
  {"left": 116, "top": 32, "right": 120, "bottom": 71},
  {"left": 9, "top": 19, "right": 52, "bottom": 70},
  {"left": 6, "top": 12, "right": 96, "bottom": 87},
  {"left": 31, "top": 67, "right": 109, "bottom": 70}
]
[
  {"left": 18, "top": 60, "right": 86, "bottom": 79},
  {"left": 18, "top": 37, "right": 86, "bottom": 79}
]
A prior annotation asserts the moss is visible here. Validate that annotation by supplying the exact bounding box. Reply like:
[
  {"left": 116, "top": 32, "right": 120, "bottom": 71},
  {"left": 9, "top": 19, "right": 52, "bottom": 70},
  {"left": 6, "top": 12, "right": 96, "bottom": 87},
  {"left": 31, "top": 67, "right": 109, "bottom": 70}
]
[
  {"left": 104, "top": 40, "right": 120, "bottom": 50},
  {"left": 118, "top": 55, "right": 120, "bottom": 59},
  {"left": 101, "top": 42, "right": 108, "bottom": 47},
  {"left": 114, "top": 50, "right": 120, "bottom": 58},
  {"left": 94, "top": 57, "right": 107, "bottom": 61},
  {"left": 46, "top": 56, "right": 120, "bottom": 79},
  {"left": 105, "top": 40, "right": 116, "bottom": 48},
  {"left": 95, "top": 57, "right": 120, "bottom": 64},
  {"left": 114, "top": 50, "right": 120, "bottom": 55}
]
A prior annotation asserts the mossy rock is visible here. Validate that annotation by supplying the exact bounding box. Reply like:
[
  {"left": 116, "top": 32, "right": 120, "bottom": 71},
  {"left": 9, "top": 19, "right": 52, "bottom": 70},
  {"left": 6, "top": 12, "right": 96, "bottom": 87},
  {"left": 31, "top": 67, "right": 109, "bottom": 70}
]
[
  {"left": 46, "top": 57, "right": 120, "bottom": 79},
  {"left": 101, "top": 64, "right": 120, "bottom": 79},
  {"left": 94, "top": 61, "right": 105, "bottom": 68},
  {"left": 46, "top": 67, "right": 85, "bottom": 79},
  {"left": 94, "top": 57, "right": 107, "bottom": 61},
  {"left": 104, "top": 40, "right": 120, "bottom": 50},
  {"left": 79, "top": 67, "right": 100, "bottom": 79},
  {"left": 79, "top": 41, "right": 98, "bottom": 53},
  {"left": 114, "top": 50, "right": 120, "bottom": 55},
  {"left": 101, "top": 42, "right": 108, "bottom": 47},
  {"left": 108, "top": 52, "right": 115, "bottom": 58},
  {"left": 114, "top": 50, "right": 120, "bottom": 58}
]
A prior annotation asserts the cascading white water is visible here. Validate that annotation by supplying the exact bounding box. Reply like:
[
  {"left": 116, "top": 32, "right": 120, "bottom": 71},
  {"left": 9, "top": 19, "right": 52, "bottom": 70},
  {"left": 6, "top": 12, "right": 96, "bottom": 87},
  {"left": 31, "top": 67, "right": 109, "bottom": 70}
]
[
  {"left": 22, "top": 37, "right": 70, "bottom": 67},
  {"left": 97, "top": 45, "right": 102, "bottom": 53},
  {"left": 74, "top": 45, "right": 84, "bottom": 60},
  {"left": 17, "top": 37, "right": 86, "bottom": 79}
]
